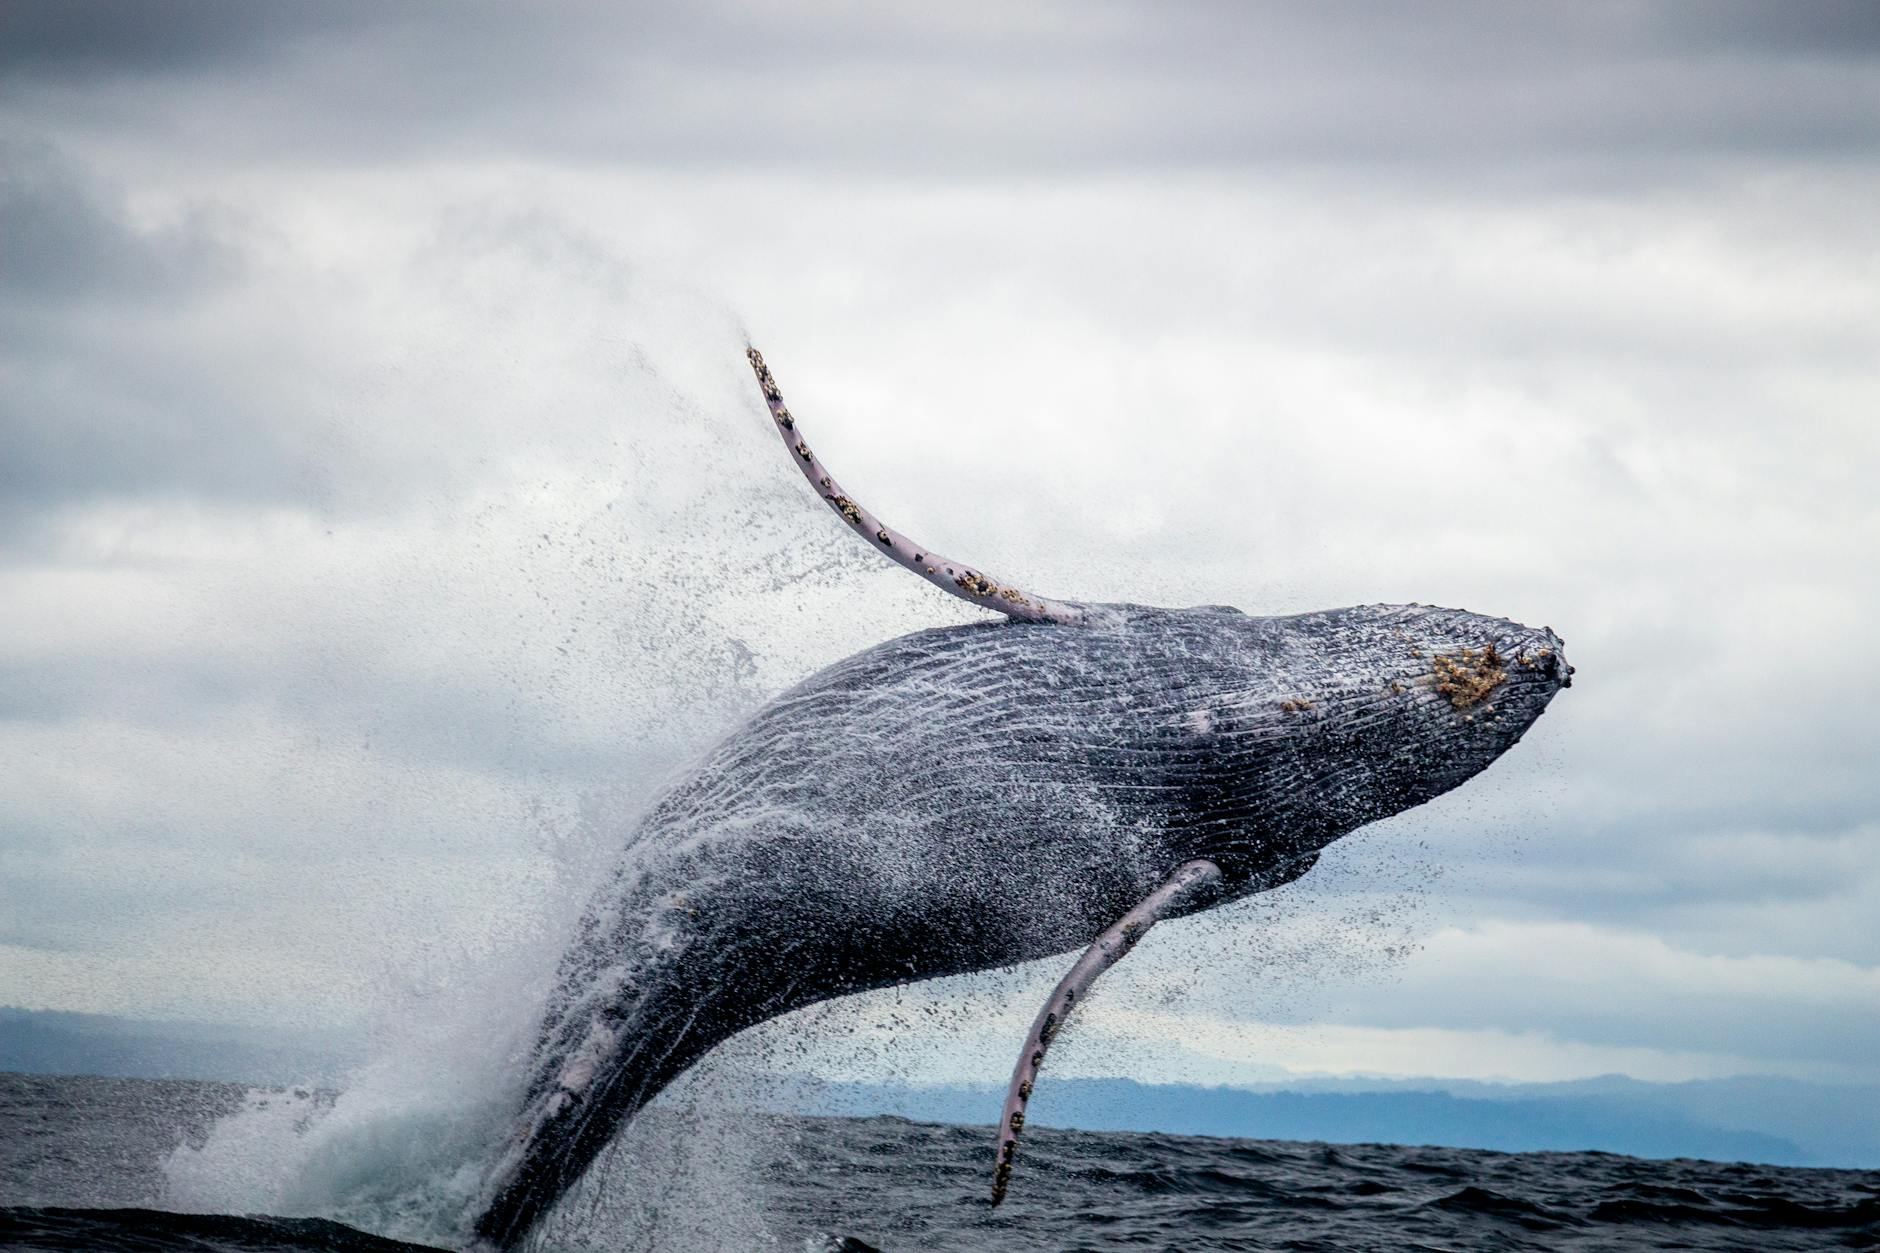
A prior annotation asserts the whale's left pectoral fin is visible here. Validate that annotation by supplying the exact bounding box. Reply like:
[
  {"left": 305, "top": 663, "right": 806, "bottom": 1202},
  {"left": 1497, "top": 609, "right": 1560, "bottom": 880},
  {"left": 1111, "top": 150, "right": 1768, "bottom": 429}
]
[{"left": 989, "top": 859, "right": 1224, "bottom": 1207}]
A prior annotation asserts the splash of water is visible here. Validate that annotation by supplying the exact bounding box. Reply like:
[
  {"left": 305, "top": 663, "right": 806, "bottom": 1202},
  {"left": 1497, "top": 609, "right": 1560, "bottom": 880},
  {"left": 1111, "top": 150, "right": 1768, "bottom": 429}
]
[{"left": 153, "top": 261, "right": 872, "bottom": 1249}]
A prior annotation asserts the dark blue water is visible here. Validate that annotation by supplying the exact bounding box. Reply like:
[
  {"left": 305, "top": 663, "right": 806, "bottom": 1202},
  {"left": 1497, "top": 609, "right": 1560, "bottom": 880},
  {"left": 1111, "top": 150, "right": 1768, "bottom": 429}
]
[{"left": 5, "top": 1072, "right": 1878, "bottom": 1251}]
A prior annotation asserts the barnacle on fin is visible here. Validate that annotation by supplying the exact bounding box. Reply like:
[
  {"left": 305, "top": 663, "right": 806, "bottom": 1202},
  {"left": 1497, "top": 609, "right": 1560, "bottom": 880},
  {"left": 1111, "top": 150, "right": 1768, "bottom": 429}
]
[
  {"left": 745, "top": 346, "right": 1085, "bottom": 625},
  {"left": 991, "top": 860, "right": 1223, "bottom": 1208},
  {"left": 955, "top": 571, "right": 998, "bottom": 598}
]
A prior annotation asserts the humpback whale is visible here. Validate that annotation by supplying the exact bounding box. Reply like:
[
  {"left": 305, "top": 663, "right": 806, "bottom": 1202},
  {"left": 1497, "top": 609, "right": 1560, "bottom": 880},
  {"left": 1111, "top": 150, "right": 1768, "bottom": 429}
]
[{"left": 468, "top": 349, "right": 1572, "bottom": 1245}]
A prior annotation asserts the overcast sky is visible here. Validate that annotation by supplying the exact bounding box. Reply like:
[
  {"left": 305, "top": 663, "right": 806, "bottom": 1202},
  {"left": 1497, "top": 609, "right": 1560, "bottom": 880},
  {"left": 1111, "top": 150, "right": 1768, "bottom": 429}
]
[{"left": 3, "top": 2, "right": 1878, "bottom": 1098}]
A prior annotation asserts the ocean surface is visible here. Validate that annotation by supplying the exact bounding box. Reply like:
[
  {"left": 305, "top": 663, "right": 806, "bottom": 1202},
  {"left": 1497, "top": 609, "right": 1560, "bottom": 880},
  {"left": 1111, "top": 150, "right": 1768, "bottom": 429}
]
[{"left": 4, "top": 1071, "right": 1878, "bottom": 1252}]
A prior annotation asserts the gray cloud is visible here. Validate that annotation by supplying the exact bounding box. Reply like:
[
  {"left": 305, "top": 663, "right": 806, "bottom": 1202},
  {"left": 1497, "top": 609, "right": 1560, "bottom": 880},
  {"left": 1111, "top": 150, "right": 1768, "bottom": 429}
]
[
  {"left": 1645, "top": 1, "right": 1880, "bottom": 56},
  {"left": 3, "top": 2, "right": 1877, "bottom": 180},
  {"left": 0, "top": 2, "right": 388, "bottom": 78},
  {"left": 1, "top": 2, "right": 1876, "bottom": 1100},
  {"left": 0, "top": 139, "right": 239, "bottom": 300},
  {"left": 0, "top": 140, "right": 265, "bottom": 516}
]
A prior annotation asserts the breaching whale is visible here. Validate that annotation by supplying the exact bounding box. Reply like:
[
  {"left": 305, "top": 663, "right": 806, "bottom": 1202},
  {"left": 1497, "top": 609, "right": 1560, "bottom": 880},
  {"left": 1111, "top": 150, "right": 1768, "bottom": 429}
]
[{"left": 468, "top": 349, "right": 1572, "bottom": 1245}]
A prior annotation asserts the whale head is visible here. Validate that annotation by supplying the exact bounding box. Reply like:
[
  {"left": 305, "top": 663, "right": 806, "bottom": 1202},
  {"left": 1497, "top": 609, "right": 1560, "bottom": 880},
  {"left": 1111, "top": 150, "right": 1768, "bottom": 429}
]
[{"left": 1155, "top": 601, "right": 1572, "bottom": 884}]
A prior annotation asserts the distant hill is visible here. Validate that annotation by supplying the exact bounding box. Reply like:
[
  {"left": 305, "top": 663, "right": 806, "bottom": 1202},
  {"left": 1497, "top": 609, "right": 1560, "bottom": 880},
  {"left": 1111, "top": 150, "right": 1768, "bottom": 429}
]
[
  {"left": 1274, "top": 1072, "right": 1880, "bottom": 1169},
  {"left": 7, "top": 1006, "right": 1878, "bottom": 1170},
  {"left": 0, "top": 1006, "right": 358, "bottom": 1086},
  {"left": 772, "top": 1075, "right": 1880, "bottom": 1171}
]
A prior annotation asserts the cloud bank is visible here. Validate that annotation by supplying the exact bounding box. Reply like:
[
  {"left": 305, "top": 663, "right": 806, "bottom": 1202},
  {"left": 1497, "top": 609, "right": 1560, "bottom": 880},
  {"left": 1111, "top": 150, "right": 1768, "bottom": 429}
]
[{"left": 2, "top": 3, "right": 1877, "bottom": 1090}]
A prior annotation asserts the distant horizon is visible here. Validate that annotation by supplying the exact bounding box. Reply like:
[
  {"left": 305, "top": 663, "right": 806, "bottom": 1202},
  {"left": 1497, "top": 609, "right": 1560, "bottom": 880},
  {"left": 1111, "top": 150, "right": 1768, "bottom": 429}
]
[
  {"left": 9, "top": 1002, "right": 1866, "bottom": 1093},
  {"left": 9, "top": 1005, "right": 1879, "bottom": 1172}
]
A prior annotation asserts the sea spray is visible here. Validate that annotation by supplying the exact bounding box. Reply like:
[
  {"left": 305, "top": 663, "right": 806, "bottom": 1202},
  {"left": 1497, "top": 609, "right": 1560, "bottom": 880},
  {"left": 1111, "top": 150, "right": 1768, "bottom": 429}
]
[
  {"left": 151, "top": 268, "right": 880, "bottom": 1248},
  {"left": 158, "top": 785, "right": 785, "bottom": 1250},
  {"left": 158, "top": 840, "right": 569, "bottom": 1240}
]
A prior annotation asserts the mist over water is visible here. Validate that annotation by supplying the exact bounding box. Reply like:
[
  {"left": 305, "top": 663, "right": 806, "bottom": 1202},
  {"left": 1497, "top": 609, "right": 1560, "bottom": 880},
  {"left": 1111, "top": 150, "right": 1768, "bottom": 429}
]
[
  {"left": 133, "top": 266, "right": 851, "bottom": 1243},
  {"left": 121, "top": 260, "right": 1016, "bottom": 1246},
  {"left": 149, "top": 801, "right": 1446, "bottom": 1248}
]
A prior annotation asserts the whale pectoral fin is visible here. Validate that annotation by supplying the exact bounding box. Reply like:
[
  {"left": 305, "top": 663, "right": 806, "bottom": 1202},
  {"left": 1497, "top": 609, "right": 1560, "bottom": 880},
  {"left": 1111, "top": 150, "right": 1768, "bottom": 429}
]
[
  {"left": 745, "top": 347, "right": 1087, "bottom": 625},
  {"left": 989, "top": 858, "right": 1224, "bottom": 1208}
]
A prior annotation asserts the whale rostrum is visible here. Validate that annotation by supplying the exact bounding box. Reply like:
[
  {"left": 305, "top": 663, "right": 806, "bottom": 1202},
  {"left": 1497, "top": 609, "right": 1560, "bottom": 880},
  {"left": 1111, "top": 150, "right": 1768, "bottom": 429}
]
[{"left": 467, "top": 349, "right": 1573, "bottom": 1247}]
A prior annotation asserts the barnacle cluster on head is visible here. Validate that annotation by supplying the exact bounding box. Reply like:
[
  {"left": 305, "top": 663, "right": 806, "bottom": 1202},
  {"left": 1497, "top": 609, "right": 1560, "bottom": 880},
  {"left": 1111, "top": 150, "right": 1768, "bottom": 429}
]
[
  {"left": 1514, "top": 644, "right": 1560, "bottom": 675},
  {"left": 1432, "top": 643, "right": 1507, "bottom": 709}
]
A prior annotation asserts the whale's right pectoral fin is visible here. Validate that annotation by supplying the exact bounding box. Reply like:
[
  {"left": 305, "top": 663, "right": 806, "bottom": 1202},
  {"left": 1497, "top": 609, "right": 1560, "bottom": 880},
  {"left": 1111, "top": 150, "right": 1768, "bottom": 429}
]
[{"left": 989, "top": 859, "right": 1224, "bottom": 1207}]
